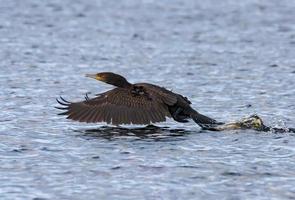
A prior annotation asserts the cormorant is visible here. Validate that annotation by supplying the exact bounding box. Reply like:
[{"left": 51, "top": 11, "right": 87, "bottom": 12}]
[{"left": 56, "top": 72, "right": 221, "bottom": 128}]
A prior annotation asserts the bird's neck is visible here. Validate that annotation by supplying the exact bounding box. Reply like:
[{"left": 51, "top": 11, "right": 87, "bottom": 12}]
[
  {"left": 106, "top": 77, "right": 132, "bottom": 88},
  {"left": 114, "top": 79, "right": 132, "bottom": 88}
]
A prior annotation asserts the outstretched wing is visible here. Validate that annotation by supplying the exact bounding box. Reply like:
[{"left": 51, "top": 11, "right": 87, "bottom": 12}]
[{"left": 56, "top": 87, "right": 171, "bottom": 125}]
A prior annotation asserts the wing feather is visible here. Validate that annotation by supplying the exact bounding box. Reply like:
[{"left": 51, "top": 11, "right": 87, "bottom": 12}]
[{"left": 57, "top": 86, "right": 172, "bottom": 125}]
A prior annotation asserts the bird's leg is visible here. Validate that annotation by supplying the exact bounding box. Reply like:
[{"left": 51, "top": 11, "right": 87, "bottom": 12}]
[
  {"left": 173, "top": 107, "right": 182, "bottom": 117},
  {"left": 172, "top": 107, "right": 189, "bottom": 123}
]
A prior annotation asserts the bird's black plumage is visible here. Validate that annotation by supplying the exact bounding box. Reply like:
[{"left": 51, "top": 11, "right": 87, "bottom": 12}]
[{"left": 56, "top": 72, "right": 221, "bottom": 127}]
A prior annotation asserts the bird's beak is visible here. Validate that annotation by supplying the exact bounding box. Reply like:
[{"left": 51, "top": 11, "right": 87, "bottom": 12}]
[{"left": 85, "top": 74, "right": 98, "bottom": 80}]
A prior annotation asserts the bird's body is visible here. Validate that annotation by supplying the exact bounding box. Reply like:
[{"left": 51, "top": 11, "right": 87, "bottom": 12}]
[{"left": 56, "top": 72, "right": 221, "bottom": 127}]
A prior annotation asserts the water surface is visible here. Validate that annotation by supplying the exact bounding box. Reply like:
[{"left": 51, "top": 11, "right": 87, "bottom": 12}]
[{"left": 1, "top": 0, "right": 295, "bottom": 199}]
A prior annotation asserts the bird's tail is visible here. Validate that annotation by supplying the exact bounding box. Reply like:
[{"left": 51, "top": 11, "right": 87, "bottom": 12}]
[{"left": 190, "top": 110, "right": 224, "bottom": 129}]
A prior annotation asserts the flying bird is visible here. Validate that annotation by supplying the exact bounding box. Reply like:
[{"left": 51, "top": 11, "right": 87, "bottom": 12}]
[{"left": 56, "top": 72, "right": 222, "bottom": 128}]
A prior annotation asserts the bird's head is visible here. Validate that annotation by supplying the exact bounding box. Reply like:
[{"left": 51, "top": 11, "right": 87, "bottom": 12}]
[{"left": 85, "top": 72, "right": 131, "bottom": 88}]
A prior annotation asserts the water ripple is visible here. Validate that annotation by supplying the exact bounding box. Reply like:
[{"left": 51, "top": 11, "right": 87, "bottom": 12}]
[{"left": 1, "top": 0, "right": 295, "bottom": 199}]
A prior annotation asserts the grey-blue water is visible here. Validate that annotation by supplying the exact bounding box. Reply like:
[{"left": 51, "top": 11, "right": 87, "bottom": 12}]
[{"left": 1, "top": 0, "right": 295, "bottom": 199}]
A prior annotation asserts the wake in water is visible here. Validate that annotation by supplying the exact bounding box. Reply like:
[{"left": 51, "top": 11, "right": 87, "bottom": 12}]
[{"left": 202, "top": 114, "right": 295, "bottom": 133}]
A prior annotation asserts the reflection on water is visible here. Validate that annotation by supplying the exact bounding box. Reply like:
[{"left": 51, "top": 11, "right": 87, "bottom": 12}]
[{"left": 75, "top": 125, "right": 197, "bottom": 141}]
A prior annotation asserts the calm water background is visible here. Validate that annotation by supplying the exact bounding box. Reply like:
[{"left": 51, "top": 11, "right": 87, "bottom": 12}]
[{"left": 1, "top": 0, "right": 295, "bottom": 199}]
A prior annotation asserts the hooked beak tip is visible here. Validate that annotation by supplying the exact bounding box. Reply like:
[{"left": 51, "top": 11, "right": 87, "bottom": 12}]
[{"left": 85, "top": 74, "right": 97, "bottom": 79}]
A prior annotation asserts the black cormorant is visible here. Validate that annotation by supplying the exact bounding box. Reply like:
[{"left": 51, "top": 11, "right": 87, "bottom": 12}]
[{"left": 56, "top": 72, "right": 221, "bottom": 128}]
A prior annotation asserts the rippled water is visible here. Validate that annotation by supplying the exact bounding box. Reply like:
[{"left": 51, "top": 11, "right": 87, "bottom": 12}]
[{"left": 1, "top": 0, "right": 295, "bottom": 199}]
